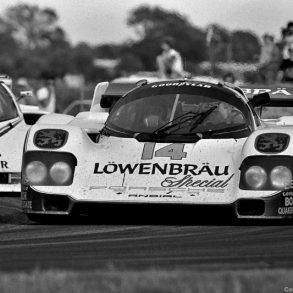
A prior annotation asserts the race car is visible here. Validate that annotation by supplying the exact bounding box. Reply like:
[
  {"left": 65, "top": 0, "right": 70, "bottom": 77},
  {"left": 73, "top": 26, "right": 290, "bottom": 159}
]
[
  {"left": 21, "top": 79, "right": 293, "bottom": 222},
  {"left": 0, "top": 75, "right": 46, "bottom": 195}
]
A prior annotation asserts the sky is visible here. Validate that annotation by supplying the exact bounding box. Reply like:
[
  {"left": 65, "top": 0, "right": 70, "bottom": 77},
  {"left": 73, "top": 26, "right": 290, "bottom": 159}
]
[{"left": 1, "top": 0, "right": 293, "bottom": 45}]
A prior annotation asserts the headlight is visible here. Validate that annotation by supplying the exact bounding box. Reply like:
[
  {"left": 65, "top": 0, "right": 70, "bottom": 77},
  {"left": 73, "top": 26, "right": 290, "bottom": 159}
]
[
  {"left": 270, "top": 166, "right": 292, "bottom": 189},
  {"left": 244, "top": 166, "right": 267, "bottom": 189},
  {"left": 49, "top": 162, "right": 72, "bottom": 185},
  {"left": 24, "top": 161, "right": 47, "bottom": 185}
]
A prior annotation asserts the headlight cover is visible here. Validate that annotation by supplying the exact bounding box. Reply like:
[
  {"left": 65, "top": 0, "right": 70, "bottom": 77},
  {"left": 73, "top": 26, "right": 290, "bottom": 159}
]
[
  {"left": 49, "top": 162, "right": 73, "bottom": 185},
  {"left": 244, "top": 166, "right": 267, "bottom": 189},
  {"left": 240, "top": 156, "right": 293, "bottom": 190},
  {"left": 22, "top": 151, "right": 77, "bottom": 186},
  {"left": 24, "top": 161, "right": 47, "bottom": 185},
  {"left": 270, "top": 166, "right": 292, "bottom": 189}
]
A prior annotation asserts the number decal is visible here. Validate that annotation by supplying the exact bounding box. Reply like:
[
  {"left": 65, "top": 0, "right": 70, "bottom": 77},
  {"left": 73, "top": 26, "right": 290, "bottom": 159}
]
[
  {"left": 141, "top": 143, "right": 156, "bottom": 160},
  {"left": 142, "top": 143, "right": 187, "bottom": 160}
]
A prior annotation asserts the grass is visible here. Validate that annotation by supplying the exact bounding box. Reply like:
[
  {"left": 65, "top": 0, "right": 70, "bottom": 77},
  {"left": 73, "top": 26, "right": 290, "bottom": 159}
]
[{"left": 0, "top": 269, "right": 292, "bottom": 293}]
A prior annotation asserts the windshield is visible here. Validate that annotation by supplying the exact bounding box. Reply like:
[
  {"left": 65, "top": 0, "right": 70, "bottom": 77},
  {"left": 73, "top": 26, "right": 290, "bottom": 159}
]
[
  {"left": 0, "top": 85, "right": 18, "bottom": 122},
  {"left": 106, "top": 85, "right": 251, "bottom": 139}
]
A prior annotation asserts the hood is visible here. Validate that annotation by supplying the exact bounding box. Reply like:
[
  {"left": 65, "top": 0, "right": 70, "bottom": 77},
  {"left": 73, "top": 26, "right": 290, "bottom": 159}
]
[{"left": 78, "top": 136, "right": 246, "bottom": 203}]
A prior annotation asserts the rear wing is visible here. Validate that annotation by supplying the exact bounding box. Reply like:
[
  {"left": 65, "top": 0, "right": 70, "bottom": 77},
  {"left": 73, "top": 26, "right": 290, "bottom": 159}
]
[
  {"left": 91, "top": 82, "right": 137, "bottom": 111},
  {"left": 100, "top": 82, "right": 138, "bottom": 108},
  {"left": 242, "top": 86, "right": 293, "bottom": 107}
]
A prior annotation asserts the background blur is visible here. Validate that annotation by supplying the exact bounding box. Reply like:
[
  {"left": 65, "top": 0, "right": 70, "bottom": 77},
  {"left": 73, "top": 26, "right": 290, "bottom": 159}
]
[{"left": 0, "top": 0, "right": 292, "bottom": 113}]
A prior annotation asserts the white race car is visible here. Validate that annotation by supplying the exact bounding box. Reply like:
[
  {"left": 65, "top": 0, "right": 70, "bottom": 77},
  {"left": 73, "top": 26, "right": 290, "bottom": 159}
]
[
  {"left": 0, "top": 76, "right": 46, "bottom": 194},
  {"left": 21, "top": 79, "right": 293, "bottom": 222}
]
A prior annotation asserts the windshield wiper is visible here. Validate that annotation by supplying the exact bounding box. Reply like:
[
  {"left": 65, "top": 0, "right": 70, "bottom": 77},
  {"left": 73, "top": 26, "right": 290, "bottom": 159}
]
[
  {"left": 189, "top": 105, "right": 217, "bottom": 132},
  {"left": 152, "top": 111, "right": 199, "bottom": 136},
  {"left": 152, "top": 107, "right": 217, "bottom": 136}
]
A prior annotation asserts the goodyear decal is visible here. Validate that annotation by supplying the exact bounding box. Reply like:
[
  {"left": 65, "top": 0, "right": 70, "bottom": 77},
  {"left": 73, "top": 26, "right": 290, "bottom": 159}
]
[{"left": 151, "top": 82, "right": 211, "bottom": 88}]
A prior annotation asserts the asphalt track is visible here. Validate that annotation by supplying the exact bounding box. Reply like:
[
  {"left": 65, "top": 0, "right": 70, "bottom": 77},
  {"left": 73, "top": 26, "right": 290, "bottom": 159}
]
[{"left": 1, "top": 196, "right": 293, "bottom": 272}]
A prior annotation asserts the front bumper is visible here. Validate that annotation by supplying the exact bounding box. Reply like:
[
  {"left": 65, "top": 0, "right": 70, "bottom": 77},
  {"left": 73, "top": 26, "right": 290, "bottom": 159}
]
[
  {"left": 235, "top": 189, "right": 293, "bottom": 219},
  {"left": 21, "top": 186, "right": 293, "bottom": 219}
]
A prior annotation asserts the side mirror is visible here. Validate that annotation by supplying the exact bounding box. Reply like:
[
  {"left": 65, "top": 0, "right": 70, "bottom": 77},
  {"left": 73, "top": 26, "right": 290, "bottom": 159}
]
[
  {"left": 249, "top": 92, "right": 270, "bottom": 108},
  {"left": 17, "top": 90, "right": 33, "bottom": 101}
]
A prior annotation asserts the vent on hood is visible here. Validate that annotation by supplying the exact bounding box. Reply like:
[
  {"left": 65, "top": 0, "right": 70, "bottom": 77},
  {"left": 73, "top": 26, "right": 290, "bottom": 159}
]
[{"left": 87, "top": 133, "right": 100, "bottom": 143}]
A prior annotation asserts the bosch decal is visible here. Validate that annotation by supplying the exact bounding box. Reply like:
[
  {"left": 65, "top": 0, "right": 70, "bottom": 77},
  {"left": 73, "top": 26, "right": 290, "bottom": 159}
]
[{"left": 278, "top": 190, "right": 293, "bottom": 215}]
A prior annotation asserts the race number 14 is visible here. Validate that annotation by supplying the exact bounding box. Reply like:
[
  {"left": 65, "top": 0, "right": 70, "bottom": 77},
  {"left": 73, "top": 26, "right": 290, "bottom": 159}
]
[{"left": 141, "top": 143, "right": 187, "bottom": 160}]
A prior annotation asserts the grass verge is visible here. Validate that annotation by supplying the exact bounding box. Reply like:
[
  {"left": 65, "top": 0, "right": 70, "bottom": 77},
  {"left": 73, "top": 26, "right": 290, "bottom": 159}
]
[{"left": 0, "top": 269, "right": 292, "bottom": 293}]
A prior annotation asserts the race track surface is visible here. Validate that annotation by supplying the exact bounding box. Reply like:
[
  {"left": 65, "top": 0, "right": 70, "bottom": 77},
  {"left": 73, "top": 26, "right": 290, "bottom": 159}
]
[{"left": 1, "top": 196, "right": 293, "bottom": 272}]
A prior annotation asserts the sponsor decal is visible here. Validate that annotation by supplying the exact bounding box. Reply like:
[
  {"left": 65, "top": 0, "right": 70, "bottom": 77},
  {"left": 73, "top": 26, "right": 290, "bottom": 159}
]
[
  {"left": 128, "top": 193, "right": 182, "bottom": 199},
  {"left": 151, "top": 82, "right": 211, "bottom": 88},
  {"left": 93, "top": 162, "right": 229, "bottom": 176},
  {"left": 161, "top": 174, "right": 234, "bottom": 188},
  {"left": 93, "top": 162, "right": 233, "bottom": 194},
  {"left": 22, "top": 200, "right": 32, "bottom": 209},
  {"left": 0, "top": 153, "right": 8, "bottom": 169},
  {"left": 0, "top": 161, "right": 8, "bottom": 169},
  {"left": 277, "top": 190, "right": 293, "bottom": 215},
  {"left": 284, "top": 197, "right": 293, "bottom": 206},
  {"left": 21, "top": 192, "right": 27, "bottom": 200},
  {"left": 278, "top": 207, "right": 293, "bottom": 215},
  {"left": 242, "top": 88, "right": 292, "bottom": 96},
  {"left": 283, "top": 191, "right": 293, "bottom": 197}
]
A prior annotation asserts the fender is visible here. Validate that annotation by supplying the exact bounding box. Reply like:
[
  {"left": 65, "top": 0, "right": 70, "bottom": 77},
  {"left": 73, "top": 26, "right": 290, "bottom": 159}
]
[{"left": 36, "top": 113, "right": 74, "bottom": 125}]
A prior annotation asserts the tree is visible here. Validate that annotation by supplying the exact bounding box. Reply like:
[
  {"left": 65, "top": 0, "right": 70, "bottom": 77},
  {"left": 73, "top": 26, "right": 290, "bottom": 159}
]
[
  {"left": 70, "top": 43, "right": 95, "bottom": 76},
  {"left": 231, "top": 30, "right": 260, "bottom": 62},
  {"left": 0, "top": 4, "right": 73, "bottom": 78},
  {"left": 116, "top": 52, "right": 144, "bottom": 75},
  {"left": 94, "top": 44, "right": 121, "bottom": 59},
  {"left": 4, "top": 4, "right": 67, "bottom": 49},
  {"left": 0, "top": 17, "right": 21, "bottom": 75},
  {"left": 127, "top": 6, "right": 207, "bottom": 70}
]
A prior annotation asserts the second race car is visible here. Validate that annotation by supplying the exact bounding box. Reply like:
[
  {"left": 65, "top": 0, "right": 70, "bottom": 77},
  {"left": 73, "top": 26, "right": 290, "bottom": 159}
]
[{"left": 0, "top": 75, "right": 46, "bottom": 194}]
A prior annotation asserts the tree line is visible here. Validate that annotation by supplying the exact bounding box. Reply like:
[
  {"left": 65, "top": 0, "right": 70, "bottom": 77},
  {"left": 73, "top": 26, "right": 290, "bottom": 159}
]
[{"left": 0, "top": 3, "right": 261, "bottom": 82}]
